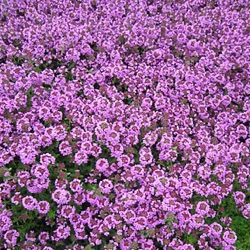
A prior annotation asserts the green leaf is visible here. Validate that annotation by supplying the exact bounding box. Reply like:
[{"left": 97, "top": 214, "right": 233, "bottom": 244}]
[
  {"left": 26, "top": 87, "right": 34, "bottom": 108},
  {"left": 48, "top": 209, "right": 56, "bottom": 219},
  {"left": 68, "top": 61, "right": 76, "bottom": 71}
]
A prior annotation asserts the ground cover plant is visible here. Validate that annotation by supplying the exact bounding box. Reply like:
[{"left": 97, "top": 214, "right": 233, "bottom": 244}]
[{"left": 0, "top": 0, "right": 249, "bottom": 249}]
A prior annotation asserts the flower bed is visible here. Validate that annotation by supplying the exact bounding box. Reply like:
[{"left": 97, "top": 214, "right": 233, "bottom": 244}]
[{"left": 0, "top": 0, "right": 249, "bottom": 249}]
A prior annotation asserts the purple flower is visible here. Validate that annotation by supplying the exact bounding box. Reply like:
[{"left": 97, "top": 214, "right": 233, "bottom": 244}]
[
  {"left": 196, "top": 201, "right": 210, "bottom": 216},
  {"left": 96, "top": 158, "right": 109, "bottom": 172},
  {"left": 55, "top": 179, "right": 68, "bottom": 189},
  {"left": 223, "top": 230, "right": 237, "bottom": 245},
  {"left": 4, "top": 230, "right": 19, "bottom": 247},
  {"left": 59, "top": 141, "right": 72, "bottom": 156},
  {"left": 117, "top": 154, "right": 131, "bottom": 168},
  {"left": 53, "top": 225, "right": 71, "bottom": 241},
  {"left": 37, "top": 201, "right": 50, "bottom": 214},
  {"left": 22, "top": 196, "right": 37, "bottom": 211},
  {"left": 52, "top": 189, "right": 72, "bottom": 205},
  {"left": 99, "top": 179, "right": 113, "bottom": 194},
  {"left": 69, "top": 179, "right": 82, "bottom": 192},
  {"left": 40, "top": 153, "right": 55, "bottom": 166},
  {"left": 233, "top": 191, "right": 246, "bottom": 205},
  {"left": 0, "top": 211, "right": 12, "bottom": 232},
  {"left": 38, "top": 231, "right": 49, "bottom": 245},
  {"left": 242, "top": 204, "right": 250, "bottom": 219},
  {"left": 73, "top": 191, "right": 86, "bottom": 205},
  {"left": 31, "top": 164, "right": 49, "bottom": 179},
  {"left": 139, "top": 147, "right": 154, "bottom": 166},
  {"left": 209, "top": 222, "right": 223, "bottom": 236},
  {"left": 74, "top": 151, "right": 88, "bottom": 165},
  {"left": 61, "top": 205, "right": 76, "bottom": 219}
]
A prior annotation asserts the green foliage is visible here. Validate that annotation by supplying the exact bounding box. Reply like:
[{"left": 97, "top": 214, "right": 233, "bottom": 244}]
[
  {"left": 165, "top": 213, "right": 176, "bottom": 229},
  {"left": 231, "top": 215, "right": 250, "bottom": 250},
  {"left": 123, "top": 96, "right": 133, "bottom": 105},
  {"left": 47, "top": 209, "right": 56, "bottom": 220},
  {"left": 12, "top": 56, "right": 26, "bottom": 66},
  {"left": 64, "top": 71, "right": 75, "bottom": 81},
  {"left": 26, "top": 87, "right": 34, "bottom": 108},
  {"left": 12, "top": 208, "right": 45, "bottom": 242},
  {"left": 183, "top": 232, "right": 198, "bottom": 248},
  {"left": 157, "top": 160, "right": 173, "bottom": 170},
  {"left": 220, "top": 196, "right": 250, "bottom": 250}
]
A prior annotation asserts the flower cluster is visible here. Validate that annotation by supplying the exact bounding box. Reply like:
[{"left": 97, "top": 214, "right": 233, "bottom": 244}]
[{"left": 0, "top": 0, "right": 249, "bottom": 249}]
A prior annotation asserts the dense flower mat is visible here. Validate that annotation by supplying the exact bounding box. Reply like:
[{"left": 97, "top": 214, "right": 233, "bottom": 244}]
[{"left": 0, "top": 0, "right": 249, "bottom": 249}]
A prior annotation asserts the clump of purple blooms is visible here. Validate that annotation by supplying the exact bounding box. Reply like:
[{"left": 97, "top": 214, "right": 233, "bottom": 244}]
[{"left": 0, "top": 0, "right": 249, "bottom": 249}]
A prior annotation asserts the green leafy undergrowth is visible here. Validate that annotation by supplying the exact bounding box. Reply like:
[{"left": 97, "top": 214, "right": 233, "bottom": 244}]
[{"left": 221, "top": 196, "right": 250, "bottom": 250}]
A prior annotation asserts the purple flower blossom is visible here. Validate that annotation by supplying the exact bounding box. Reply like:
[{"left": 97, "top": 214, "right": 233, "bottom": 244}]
[
  {"left": 0, "top": 210, "right": 12, "bottom": 233},
  {"left": 73, "top": 191, "right": 86, "bottom": 205},
  {"left": 4, "top": 230, "right": 19, "bottom": 247},
  {"left": 37, "top": 201, "right": 50, "bottom": 215},
  {"left": 99, "top": 179, "right": 113, "bottom": 194},
  {"left": 53, "top": 225, "right": 71, "bottom": 241},
  {"left": 69, "top": 179, "right": 82, "bottom": 192},
  {"left": 139, "top": 147, "right": 154, "bottom": 166},
  {"left": 74, "top": 151, "right": 88, "bottom": 165},
  {"left": 61, "top": 205, "right": 76, "bottom": 219},
  {"left": 209, "top": 222, "right": 223, "bottom": 236},
  {"left": 59, "top": 141, "right": 72, "bottom": 156},
  {"left": 223, "top": 230, "right": 237, "bottom": 245},
  {"left": 196, "top": 201, "right": 210, "bottom": 216},
  {"left": 52, "top": 189, "right": 72, "bottom": 205},
  {"left": 38, "top": 231, "right": 49, "bottom": 245},
  {"left": 96, "top": 158, "right": 109, "bottom": 172},
  {"left": 22, "top": 196, "right": 37, "bottom": 211}
]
